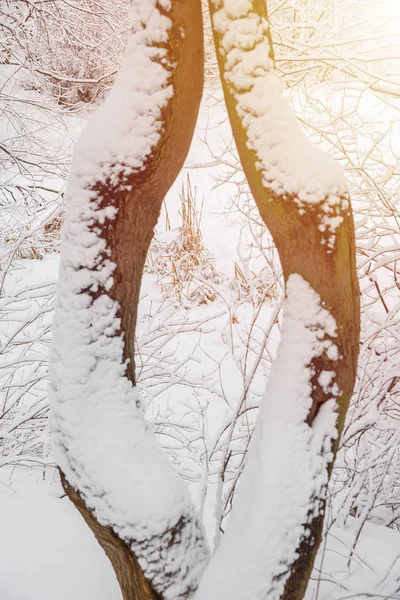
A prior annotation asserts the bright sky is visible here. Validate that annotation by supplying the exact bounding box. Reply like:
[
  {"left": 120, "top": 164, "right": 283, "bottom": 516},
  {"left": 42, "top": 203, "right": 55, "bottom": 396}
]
[
  {"left": 383, "top": 0, "right": 400, "bottom": 18},
  {"left": 374, "top": 0, "right": 400, "bottom": 32},
  {"left": 363, "top": 0, "right": 400, "bottom": 52}
]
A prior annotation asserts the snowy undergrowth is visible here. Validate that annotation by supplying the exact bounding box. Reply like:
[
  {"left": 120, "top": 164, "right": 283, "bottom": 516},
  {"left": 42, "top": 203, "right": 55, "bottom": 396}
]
[
  {"left": 0, "top": 63, "right": 74, "bottom": 261},
  {"left": 0, "top": 257, "right": 57, "bottom": 469}
]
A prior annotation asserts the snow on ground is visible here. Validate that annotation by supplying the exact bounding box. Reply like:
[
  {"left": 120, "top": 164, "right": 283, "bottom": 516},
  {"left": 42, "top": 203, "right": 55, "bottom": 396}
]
[
  {"left": 308, "top": 518, "right": 400, "bottom": 599},
  {"left": 1, "top": 470, "right": 400, "bottom": 600},
  {"left": 0, "top": 471, "right": 120, "bottom": 600}
]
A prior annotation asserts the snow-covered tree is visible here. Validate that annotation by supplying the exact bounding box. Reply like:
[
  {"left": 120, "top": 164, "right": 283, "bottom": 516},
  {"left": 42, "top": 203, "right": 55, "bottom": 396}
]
[
  {"left": 197, "top": 1, "right": 359, "bottom": 598},
  {"left": 49, "top": 1, "right": 208, "bottom": 598},
  {"left": 49, "top": 1, "right": 359, "bottom": 599}
]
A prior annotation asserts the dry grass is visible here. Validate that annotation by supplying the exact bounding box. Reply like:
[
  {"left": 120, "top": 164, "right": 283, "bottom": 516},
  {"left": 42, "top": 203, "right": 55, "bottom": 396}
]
[
  {"left": 2, "top": 212, "right": 63, "bottom": 260},
  {"left": 233, "top": 262, "right": 276, "bottom": 306},
  {"left": 146, "top": 176, "right": 223, "bottom": 305}
]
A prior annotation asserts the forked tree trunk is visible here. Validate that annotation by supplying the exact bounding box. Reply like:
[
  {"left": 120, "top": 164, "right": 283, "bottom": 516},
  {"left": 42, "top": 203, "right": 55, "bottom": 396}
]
[
  {"left": 207, "top": 1, "right": 360, "bottom": 598},
  {"left": 52, "top": 2, "right": 204, "bottom": 599},
  {"left": 52, "top": 1, "right": 360, "bottom": 598}
]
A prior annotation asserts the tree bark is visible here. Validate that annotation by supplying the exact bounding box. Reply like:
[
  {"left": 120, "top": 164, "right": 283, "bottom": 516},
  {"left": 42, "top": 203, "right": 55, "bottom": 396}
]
[
  {"left": 61, "top": 473, "right": 162, "bottom": 600},
  {"left": 108, "top": 0, "right": 204, "bottom": 387},
  {"left": 58, "top": 2, "right": 204, "bottom": 599},
  {"left": 208, "top": 1, "right": 360, "bottom": 598}
]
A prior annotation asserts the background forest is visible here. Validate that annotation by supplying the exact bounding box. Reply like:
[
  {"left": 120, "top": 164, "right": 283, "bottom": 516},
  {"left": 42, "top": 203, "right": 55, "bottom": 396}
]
[{"left": 1, "top": 0, "right": 400, "bottom": 598}]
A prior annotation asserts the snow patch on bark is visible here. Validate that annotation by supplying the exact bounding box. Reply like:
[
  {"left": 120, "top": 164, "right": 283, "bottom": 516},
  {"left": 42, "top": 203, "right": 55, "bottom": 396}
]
[
  {"left": 194, "top": 273, "right": 339, "bottom": 600},
  {"left": 212, "top": 0, "right": 349, "bottom": 243},
  {"left": 49, "top": 2, "right": 208, "bottom": 597}
]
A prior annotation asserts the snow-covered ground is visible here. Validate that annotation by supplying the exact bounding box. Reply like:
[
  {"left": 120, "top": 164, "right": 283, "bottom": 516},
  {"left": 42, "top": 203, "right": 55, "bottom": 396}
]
[{"left": 1, "top": 471, "right": 400, "bottom": 600}]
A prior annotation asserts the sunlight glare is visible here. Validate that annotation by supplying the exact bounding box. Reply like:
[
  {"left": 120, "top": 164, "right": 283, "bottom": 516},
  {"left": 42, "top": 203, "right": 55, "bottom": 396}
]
[
  {"left": 382, "top": 0, "right": 400, "bottom": 21},
  {"left": 371, "top": 0, "right": 400, "bottom": 43}
]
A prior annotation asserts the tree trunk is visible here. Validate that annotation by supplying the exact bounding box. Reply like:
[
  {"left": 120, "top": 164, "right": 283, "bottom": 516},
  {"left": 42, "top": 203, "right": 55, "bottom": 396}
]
[
  {"left": 207, "top": 0, "right": 360, "bottom": 598},
  {"left": 108, "top": 0, "right": 205, "bottom": 387},
  {"left": 61, "top": 473, "right": 162, "bottom": 600},
  {"left": 52, "top": 1, "right": 205, "bottom": 599}
]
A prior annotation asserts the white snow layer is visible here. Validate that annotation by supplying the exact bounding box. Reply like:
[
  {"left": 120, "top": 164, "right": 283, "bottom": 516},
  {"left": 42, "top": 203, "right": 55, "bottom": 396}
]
[
  {"left": 194, "top": 274, "right": 339, "bottom": 600},
  {"left": 49, "top": 2, "right": 208, "bottom": 598},
  {"left": 212, "top": 0, "right": 349, "bottom": 239}
]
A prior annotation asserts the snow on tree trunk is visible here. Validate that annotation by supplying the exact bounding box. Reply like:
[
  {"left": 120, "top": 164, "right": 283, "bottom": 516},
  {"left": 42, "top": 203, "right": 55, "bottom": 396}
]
[
  {"left": 197, "top": 0, "right": 360, "bottom": 598},
  {"left": 49, "top": 1, "right": 208, "bottom": 599}
]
